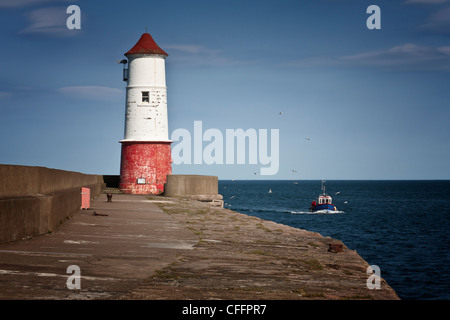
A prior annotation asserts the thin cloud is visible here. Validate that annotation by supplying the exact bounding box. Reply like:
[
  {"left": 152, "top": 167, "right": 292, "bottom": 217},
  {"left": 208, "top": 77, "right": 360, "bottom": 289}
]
[
  {"left": 163, "top": 43, "right": 256, "bottom": 67},
  {"left": 282, "top": 43, "right": 450, "bottom": 72},
  {"left": 0, "top": 91, "right": 13, "bottom": 99},
  {"left": 0, "top": 0, "right": 71, "bottom": 8},
  {"left": 279, "top": 55, "right": 339, "bottom": 68},
  {"left": 0, "top": 87, "right": 36, "bottom": 100},
  {"left": 19, "top": 6, "right": 72, "bottom": 36},
  {"left": 404, "top": 0, "right": 448, "bottom": 4},
  {"left": 163, "top": 44, "right": 216, "bottom": 54},
  {"left": 340, "top": 43, "right": 450, "bottom": 71},
  {"left": 57, "top": 86, "right": 124, "bottom": 102},
  {"left": 419, "top": 7, "right": 450, "bottom": 35}
]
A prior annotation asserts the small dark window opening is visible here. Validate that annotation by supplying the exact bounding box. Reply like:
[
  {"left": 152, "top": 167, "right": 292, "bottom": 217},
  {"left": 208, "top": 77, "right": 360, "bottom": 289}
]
[{"left": 142, "top": 91, "right": 149, "bottom": 103}]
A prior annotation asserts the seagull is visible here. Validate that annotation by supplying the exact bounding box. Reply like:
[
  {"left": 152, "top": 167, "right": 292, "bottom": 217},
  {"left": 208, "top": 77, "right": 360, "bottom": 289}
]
[
  {"left": 305, "top": 137, "right": 311, "bottom": 141},
  {"left": 253, "top": 172, "right": 258, "bottom": 175},
  {"left": 335, "top": 192, "right": 340, "bottom": 195},
  {"left": 344, "top": 201, "right": 348, "bottom": 204},
  {"left": 279, "top": 112, "right": 283, "bottom": 115},
  {"left": 291, "top": 169, "right": 298, "bottom": 173}
]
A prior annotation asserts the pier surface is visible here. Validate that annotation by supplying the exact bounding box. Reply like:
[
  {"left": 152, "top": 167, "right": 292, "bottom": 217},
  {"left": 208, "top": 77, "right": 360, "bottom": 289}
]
[{"left": 0, "top": 193, "right": 399, "bottom": 300}]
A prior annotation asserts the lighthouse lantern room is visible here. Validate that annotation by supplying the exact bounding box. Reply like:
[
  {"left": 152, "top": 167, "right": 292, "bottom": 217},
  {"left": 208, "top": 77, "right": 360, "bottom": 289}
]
[{"left": 119, "top": 32, "right": 172, "bottom": 194}]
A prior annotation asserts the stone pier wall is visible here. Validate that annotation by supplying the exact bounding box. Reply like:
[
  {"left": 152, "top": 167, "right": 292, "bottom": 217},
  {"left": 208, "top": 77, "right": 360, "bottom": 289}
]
[
  {"left": 0, "top": 165, "right": 104, "bottom": 244},
  {"left": 164, "top": 174, "right": 223, "bottom": 203}
]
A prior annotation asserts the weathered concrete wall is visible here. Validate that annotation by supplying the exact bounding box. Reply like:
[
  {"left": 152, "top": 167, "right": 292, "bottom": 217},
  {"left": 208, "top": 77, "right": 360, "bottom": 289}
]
[
  {"left": 164, "top": 174, "right": 222, "bottom": 201},
  {"left": 0, "top": 165, "right": 104, "bottom": 244},
  {"left": 0, "top": 165, "right": 103, "bottom": 198}
]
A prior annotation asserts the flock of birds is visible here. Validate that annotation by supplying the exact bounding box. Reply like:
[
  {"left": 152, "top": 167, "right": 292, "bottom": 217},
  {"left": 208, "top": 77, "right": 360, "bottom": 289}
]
[
  {"left": 232, "top": 111, "right": 346, "bottom": 206},
  {"left": 224, "top": 180, "right": 349, "bottom": 206},
  {"left": 241, "top": 111, "right": 351, "bottom": 205},
  {"left": 251, "top": 112, "right": 309, "bottom": 176}
]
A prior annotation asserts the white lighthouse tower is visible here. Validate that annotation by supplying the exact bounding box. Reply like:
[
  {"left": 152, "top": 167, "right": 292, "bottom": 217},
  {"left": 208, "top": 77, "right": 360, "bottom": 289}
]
[{"left": 119, "top": 32, "right": 172, "bottom": 194}]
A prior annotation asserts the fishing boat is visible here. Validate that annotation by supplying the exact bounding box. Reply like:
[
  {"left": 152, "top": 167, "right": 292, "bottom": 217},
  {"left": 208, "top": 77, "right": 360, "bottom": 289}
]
[{"left": 309, "top": 180, "right": 337, "bottom": 212}]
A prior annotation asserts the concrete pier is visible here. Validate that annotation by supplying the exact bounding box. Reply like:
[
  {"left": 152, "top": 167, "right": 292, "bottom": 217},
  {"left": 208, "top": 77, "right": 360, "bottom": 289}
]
[
  {"left": 0, "top": 193, "right": 399, "bottom": 300},
  {"left": 0, "top": 193, "right": 197, "bottom": 299}
]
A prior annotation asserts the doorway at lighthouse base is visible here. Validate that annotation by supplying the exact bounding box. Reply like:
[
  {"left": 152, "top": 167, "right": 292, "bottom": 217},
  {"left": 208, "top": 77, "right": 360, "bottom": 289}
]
[{"left": 119, "top": 141, "right": 172, "bottom": 194}]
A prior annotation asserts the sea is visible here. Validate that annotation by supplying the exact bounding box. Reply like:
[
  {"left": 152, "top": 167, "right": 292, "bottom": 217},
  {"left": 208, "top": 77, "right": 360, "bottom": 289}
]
[{"left": 219, "top": 180, "right": 450, "bottom": 300}]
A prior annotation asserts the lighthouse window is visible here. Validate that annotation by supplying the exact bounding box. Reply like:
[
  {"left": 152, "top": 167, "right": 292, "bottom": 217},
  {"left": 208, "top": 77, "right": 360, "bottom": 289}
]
[{"left": 142, "top": 91, "right": 149, "bottom": 103}]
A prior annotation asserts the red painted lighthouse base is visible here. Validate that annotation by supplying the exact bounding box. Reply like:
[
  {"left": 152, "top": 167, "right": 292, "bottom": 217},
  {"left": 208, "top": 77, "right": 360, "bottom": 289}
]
[{"left": 119, "top": 141, "right": 172, "bottom": 194}]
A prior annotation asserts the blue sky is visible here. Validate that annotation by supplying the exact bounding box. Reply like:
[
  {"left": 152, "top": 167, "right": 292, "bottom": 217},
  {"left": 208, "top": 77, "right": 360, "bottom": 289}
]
[{"left": 0, "top": 0, "right": 449, "bottom": 180}]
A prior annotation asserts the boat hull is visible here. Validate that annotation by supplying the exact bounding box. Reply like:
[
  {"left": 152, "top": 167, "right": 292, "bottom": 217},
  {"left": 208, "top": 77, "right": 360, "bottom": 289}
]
[{"left": 310, "top": 203, "right": 337, "bottom": 212}]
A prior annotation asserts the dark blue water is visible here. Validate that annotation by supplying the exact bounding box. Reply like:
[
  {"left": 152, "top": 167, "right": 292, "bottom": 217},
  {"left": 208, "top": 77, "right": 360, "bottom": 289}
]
[{"left": 219, "top": 180, "right": 450, "bottom": 300}]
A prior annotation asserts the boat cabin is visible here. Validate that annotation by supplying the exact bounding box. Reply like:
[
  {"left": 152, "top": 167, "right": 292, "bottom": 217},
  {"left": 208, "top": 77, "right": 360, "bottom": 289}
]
[{"left": 318, "top": 195, "right": 333, "bottom": 204}]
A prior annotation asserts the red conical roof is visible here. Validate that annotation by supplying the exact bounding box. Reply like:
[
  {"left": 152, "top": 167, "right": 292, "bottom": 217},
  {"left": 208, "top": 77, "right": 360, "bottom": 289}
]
[{"left": 125, "top": 33, "right": 168, "bottom": 57}]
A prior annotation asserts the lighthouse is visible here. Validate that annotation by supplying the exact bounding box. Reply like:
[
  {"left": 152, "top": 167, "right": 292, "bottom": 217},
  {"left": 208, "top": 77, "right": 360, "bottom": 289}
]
[{"left": 119, "top": 32, "right": 172, "bottom": 194}]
